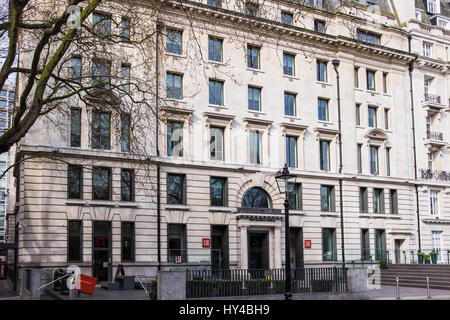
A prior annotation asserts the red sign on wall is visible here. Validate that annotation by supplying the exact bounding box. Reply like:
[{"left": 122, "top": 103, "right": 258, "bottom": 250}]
[
  {"left": 304, "top": 240, "right": 312, "bottom": 249},
  {"left": 202, "top": 238, "right": 211, "bottom": 248}
]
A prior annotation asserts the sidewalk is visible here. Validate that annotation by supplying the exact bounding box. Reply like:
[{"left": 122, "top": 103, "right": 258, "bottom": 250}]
[
  {"left": 0, "top": 280, "right": 20, "bottom": 300},
  {"left": 368, "top": 285, "right": 450, "bottom": 300}
]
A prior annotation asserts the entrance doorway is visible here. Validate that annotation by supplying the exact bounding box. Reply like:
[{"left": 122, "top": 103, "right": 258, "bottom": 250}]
[
  {"left": 248, "top": 231, "right": 269, "bottom": 270},
  {"left": 93, "top": 221, "right": 111, "bottom": 282},
  {"left": 211, "top": 225, "right": 229, "bottom": 270}
]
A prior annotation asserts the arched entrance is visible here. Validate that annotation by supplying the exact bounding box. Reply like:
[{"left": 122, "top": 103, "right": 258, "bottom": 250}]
[{"left": 241, "top": 187, "right": 272, "bottom": 208}]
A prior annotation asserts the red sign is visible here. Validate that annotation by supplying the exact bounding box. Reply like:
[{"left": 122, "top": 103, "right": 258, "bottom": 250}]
[
  {"left": 77, "top": 274, "right": 97, "bottom": 295},
  {"left": 304, "top": 240, "right": 312, "bottom": 249},
  {"left": 202, "top": 238, "right": 211, "bottom": 248}
]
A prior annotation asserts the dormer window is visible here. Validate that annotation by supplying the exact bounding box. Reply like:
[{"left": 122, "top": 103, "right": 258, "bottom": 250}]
[
  {"left": 415, "top": 10, "right": 422, "bottom": 21},
  {"left": 427, "top": 0, "right": 439, "bottom": 14}
]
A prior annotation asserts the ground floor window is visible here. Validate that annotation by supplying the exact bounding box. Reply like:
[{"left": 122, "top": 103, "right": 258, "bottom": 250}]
[
  {"left": 375, "top": 229, "right": 386, "bottom": 260},
  {"left": 121, "top": 222, "right": 135, "bottom": 262},
  {"left": 322, "top": 228, "right": 336, "bottom": 261},
  {"left": 68, "top": 220, "right": 82, "bottom": 262},
  {"left": 168, "top": 224, "right": 187, "bottom": 263}
]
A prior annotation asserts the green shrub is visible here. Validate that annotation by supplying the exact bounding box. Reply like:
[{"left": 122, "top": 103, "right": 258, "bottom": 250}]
[
  {"left": 379, "top": 259, "right": 387, "bottom": 267},
  {"left": 311, "top": 279, "right": 334, "bottom": 292}
]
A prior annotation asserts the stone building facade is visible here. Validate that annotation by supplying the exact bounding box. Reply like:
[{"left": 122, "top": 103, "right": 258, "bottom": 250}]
[{"left": 6, "top": 0, "right": 450, "bottom": 290}]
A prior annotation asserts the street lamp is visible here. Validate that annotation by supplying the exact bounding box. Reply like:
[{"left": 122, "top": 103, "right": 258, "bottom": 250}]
[{"left": 275, "top": 163, "right": 297, "bottom": 301}]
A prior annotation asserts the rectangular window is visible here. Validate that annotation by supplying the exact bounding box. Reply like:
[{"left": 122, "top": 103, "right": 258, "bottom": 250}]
[
  {"left": 121, "top": 222, "right": 135, "bottom": 261},
  {"left": 283, "top": 53, "right": 295, "bottom": 76},
  {"left": 430, "top": 190, "right": 439, "bottom": 216},
  {"left": 209, "top": 79, "right": 223, "bottom": 105},
  {"left": 357, "top": 144, "right": 362, "bottom": 174},
  {"left": 121, "top": 18, "right": 130, "bottom": 42},
  {"left": 70, "top": 108, "right": 81, "bottom": 148},
  {"left": 355, "top": 104, "right": 361, "bottom": 126},
  {"left": 167, "top": 121, "right": 183, "bottom": 157},
  {"left": 248, "top": 86, "right": 261, "bottom": 111},
  {"left": 384, "top": 109, "right": 389, "bottom": 130},
  {"left": 318, "top": 98, "right": 329, "bottom": 122},
  {"left": 92, "top": 59, "right": 111, "bottom": 89},
  {"left": 357, "top": 30, "right": 381, "bottom": 45},
  {"left": 359, "top": 187, "right": 368, "bottom": 213},
  {"left": 373, "top": 188, "right": 384, "bottom": 214},
  {"left": 208, "top": 37, "right": 223, "bottom": 62},
  {"left": 249, "top": 130, "right": 262, "bottom": 164},
  {"left": 281, "top": 11, "right": 293, "bottom": 25},
  {"left": 386, "top": 147, "right": 391, "bottom": 177},
  {"left": 245, "top": 2, "right": 259, "bottom": 17},
  {"left": 247, "top": 45, "right": 260, "bottom": 69},
  {"left": 167, "top": 173, "right": 186, "bottom": 205},
  {"left": 286, "top": 136, "right": 297, "bottom": 168},
  {"left": 284, "top": 92, "right": 296, "bottom": 116},
  {"left": 210, "top": 126, "right": 224, "bottom": 161},
  {"left": 91, "top": 111, "right": 111, "bottom": 150},
  {"left": 166, "top": 72, "right": 182, "bottom": 99},
  {"left": 314, "top": 20, "right": 325, "bottom": 33},
  {"left": 366, "top": 70, "right": 376, "bottom": 91},
  {"left": 383, "top": 72, "right": 388, "bottom": 94},
  {"left": 208, "top": 0, "right": 222, "bottom": 7},
  {"left": 210, "top": 177, "right": 227, "bottom": 207},
  {"left": 120, "top": 113, "right": 131, "bottom": 152},
  {"left": 168, "top": 224, "right": 187, "bottom": 262},
  {"left": 121, "top": 64, "right": 130, "bottom": 92},
  {"left": 368, "top": 106, "right": 377, "bottom": 128},
  {"left": 68, "top": 220, "right": 82, "bottom": 262},
  {"left": 375, "top": 229, "right": 386, "bottom": 260},
  {"left": 423, "top": 42, "right": 432, "bottom": 57},
  {"left": 370, "top": 146, "right": 379, "bottom": 175},
  {"left": 71, "top": 57, "right": 81, "bottom": 83},
  {"left": 354, "top": 67, "right": 359, "bottom": 88},
  {"left": 317, "top": 60, "right": 327, "bottom": 82},
  {"left": 288, "top": 183, "right": 302, "bottom": 210},
  {"left": 93, "top": 12, "right": 111, "bottom": 37},
  {"left": 321, "top": 185, "right": 335, "bottom": 212},
  {"left": 428, "top": 153, "right": 433, "bottom": 171},
  {"left": 322, "top": 228, "right": 336, "bottom": 261},
  {"left": 68, "top": 165, "right": 83, "bottom": 199},
  {"left": 121, "top": 169, "right": 134, "bottom": 202},
  {"left": 361, "top": 229, "right": 370, "bottom": 260},
  {"left": 92, "top": 167, "right": 111, "bottom": 200},
  {"left": 166, "top": 29, "right": 182, "bottom": 55},
  {"left": 320, "top": 139, "right": 330, "bottom": 171},
  {"left": 390, "top": 189, "right": 398, "bottom": 214}
]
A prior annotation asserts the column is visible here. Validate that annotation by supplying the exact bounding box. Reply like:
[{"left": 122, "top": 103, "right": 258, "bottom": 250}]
[
  {"left": 274, "top": 226, "right": 281, "bottom": 269},
  {"left": 240, "top": 226, "right": 248, "bottom": 269}
]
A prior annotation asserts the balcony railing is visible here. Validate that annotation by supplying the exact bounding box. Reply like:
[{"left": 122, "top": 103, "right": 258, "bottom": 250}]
[
  {"left": 427, "top": 131, "right": 444, "bottom": 141},
  {"left": 420, "top": 169, "right": 450, "bottom": 181},
  {"left": 424, "top": 93, "right": 441, "bottom": 104}
]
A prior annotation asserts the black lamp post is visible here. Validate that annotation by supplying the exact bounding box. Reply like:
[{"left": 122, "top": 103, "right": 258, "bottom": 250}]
[{"left": 275, "top": 164, "right": 297, "bottom": 301}]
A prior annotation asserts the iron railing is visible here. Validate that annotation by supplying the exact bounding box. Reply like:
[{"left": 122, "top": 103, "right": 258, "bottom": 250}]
[
  {"left": 186, "top": 267, "right": 347, "bottom": 298},
  {"left": 420, "top": 169, "right": 450, "bottom": 181},
  {"left": 424, "top": 93, "right": 441, "bottom": 104},
  {"left": 427, "top": 131, "right": 444, "bottom": 141}
]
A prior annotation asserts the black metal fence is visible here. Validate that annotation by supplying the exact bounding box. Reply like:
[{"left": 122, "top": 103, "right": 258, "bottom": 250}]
[{"left": 186, "top": 267, "right": 347, "bottom": 298}]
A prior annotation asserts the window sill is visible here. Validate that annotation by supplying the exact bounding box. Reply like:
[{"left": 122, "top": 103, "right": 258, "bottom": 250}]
[
  {"left": 209, "top": 206, "right": 235, "bottom": 213},
  {"left": 66, "top": 199, "right": 87, "bottom": 206},
  {"left": 289, "top": 210, "right": 306, "bottom": 216},
  {"left": 89, "top": 200, "right": 116, "bottom": 207},
  {"left": 118, "top": 201, "right": 139, "bottom": 208},
  {"left": 320, "top": 212, "right": 338, "bottom": 217},
  {"left": 354, "top": 88, "right": 363, "bottom": 92},
  {"left": 208, "top": 104, "right": 227, "bottom": 109},
  {"left": 316, "top": 81, "right": 331, "bottom": 87},
  {"left": 208, "top": 60, "right": 227, "bottom": 66},
  {"left": 356, "top": 125, "right": 365, "bottom": 129},
  {"left": 359, "top": 213, "right": 401, "bottom": 219},
  {"left": 284, "top": 115, "right": 301, "bottom": 121},
  {"left": 165, "top": 98, "right": 187, "bottom": 104},
  {"left": 246, "top": 68, "right": 264, "bottom": 74},
  {"left": 383, "top": 93, "right": 391, "bottom": 97},
  {"left": 366, "top": 90, "right": 379, "bottom": 95},
  {"left": 318, "top": 120, "right": 334, "bottom": 126},
  {"left": 247, "top": 110, "right": 266, "bottom": 116},
  {"left": 164, "top": 204, "right": 190, "bottom": 211},
  {"left": 283, "top": 75, "right": 299, "bottom": 80},
  {"left": 165, "top": 52, "right": 187, "bottom": 59}
]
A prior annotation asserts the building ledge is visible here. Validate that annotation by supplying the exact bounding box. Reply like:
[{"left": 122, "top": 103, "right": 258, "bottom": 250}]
[
  {"left": 422, "top": 218, "right": 450, "bottom": 224},
  {"left": 164, "top": 204, "right": 191, "bottom": 211},
  {"left": 359, "top": 213, "right": 401, "bottom": 219},
  {"left": 208, "top": 206, "right": 235, "bottom": 213}
]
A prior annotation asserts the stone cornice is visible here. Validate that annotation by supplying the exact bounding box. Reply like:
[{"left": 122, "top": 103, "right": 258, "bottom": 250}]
[{"left": 161, "top": 0, "right": 416, "bottom": 64}]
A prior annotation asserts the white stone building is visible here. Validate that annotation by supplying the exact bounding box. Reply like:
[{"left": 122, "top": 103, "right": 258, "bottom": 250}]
[{"left": 5, "top": 0, "right": 450, "bottom": 289}]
